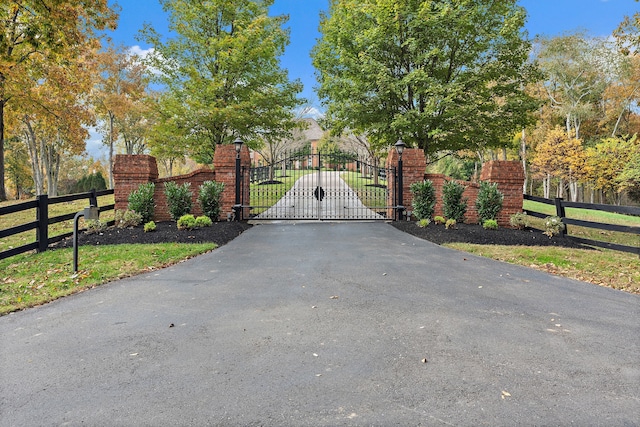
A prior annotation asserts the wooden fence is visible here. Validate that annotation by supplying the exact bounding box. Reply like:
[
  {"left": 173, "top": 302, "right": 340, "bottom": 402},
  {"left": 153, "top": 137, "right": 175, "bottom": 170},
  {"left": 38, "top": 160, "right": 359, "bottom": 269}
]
[
  {"left": 0, "top": 189, "right": 115, "bottom": 261},
  {"left": 524, "top": 194, "right": 640, "bottom": 255}
]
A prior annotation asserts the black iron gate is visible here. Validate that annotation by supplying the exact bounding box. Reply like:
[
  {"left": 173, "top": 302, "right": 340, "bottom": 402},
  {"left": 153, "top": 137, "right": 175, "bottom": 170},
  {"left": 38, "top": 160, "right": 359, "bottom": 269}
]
[{"left": 242, "top": 152, "right": 396, "bottom": 220}]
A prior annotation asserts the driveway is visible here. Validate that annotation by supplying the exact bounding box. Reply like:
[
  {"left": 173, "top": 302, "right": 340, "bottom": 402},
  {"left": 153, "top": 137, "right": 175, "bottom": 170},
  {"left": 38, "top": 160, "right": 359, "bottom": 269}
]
[
  {"left": 256, "top": 171, "right": 383, "bottom": 220},
  {"left": 1, "top": 223, "right": 638, "bottom": 426}
]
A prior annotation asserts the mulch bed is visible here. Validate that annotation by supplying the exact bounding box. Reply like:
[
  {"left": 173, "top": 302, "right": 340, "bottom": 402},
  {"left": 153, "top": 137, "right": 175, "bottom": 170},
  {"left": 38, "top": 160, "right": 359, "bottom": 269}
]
[
  {"left": 53, "top": 219, "right": 585, "bottom": 249},
  {"left": 391, "top": 221, "right": 588, "bottom": 248},
  {"left": 52, "top": 221, "right": 253, "bottom": 248}
]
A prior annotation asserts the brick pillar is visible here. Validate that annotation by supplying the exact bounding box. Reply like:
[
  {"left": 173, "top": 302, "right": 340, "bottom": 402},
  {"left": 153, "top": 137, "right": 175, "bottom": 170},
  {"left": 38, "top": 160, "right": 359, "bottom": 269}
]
[
  {"left": 480, "top": 160, "right": 524, "bottom": 227},
  {"left": 112, "top": 155, "right": 159, "bottom": 212},
  {"left": 213, "top": 144, "right": 251, "bottom": 220},
  {"left": 386, "top": 148, "right": 426, "bottom": 219}
]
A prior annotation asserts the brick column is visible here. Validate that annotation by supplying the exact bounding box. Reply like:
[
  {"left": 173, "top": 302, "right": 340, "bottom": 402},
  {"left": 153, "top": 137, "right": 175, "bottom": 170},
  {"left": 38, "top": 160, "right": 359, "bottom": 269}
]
[
  {"left": 112, "top": 155, "right": 159, "bottom": 212},
  {"left": 386, "top": 148, "right": 426, "bottom": 219},
  {"left": 479, "top": 160, "right": 524, "bottom": 227},
  {"left": 213, "top": 144, "right": 251, "bottom": 220}
]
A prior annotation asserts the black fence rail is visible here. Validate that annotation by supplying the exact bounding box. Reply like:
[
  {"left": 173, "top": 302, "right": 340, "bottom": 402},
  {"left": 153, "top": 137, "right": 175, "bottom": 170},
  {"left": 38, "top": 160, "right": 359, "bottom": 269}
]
[
  {"left": 523, "top": 194, "right": 640, "bottom": 255},
  {"left": 0, "top": 189, "right": 115, "bottom": 260}
]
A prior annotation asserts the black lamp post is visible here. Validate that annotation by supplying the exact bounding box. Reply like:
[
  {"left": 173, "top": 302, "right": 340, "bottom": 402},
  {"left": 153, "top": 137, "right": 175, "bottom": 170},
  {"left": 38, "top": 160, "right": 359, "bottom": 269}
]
[
  {"left": 234, "top": 138, "right": 243, "bottom": 221},
  {"left": 394, "top": 139, "right": 406, "bottom": 221}
]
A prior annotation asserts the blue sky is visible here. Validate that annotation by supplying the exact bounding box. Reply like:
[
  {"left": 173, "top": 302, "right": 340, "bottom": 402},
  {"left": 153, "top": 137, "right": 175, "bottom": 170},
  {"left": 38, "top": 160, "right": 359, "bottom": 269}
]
[{"left": 88, "top": 0, "right": 638, "bottom": 157}]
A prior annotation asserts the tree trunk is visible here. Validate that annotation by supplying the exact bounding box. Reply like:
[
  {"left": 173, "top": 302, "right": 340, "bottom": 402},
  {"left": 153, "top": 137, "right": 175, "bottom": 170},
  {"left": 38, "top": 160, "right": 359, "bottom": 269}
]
[
  {"left": 521, "top": 129, "right": 528, "bottom": 194},
  {"left": 24, "top": 119, "right": 44, "bottom": 195},
  {"left": 0, "top": 98, "right": 7, "bottom": 201},
  {"left": 108, "top": 111, "right": 114, "bottom": 189}
]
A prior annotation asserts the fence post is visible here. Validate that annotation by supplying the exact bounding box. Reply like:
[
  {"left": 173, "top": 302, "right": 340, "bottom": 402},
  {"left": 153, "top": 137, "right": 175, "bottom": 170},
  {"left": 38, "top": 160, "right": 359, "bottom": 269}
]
[
  {"left": 36, "top": 194, "right": 48, "bottom": 253},
  {"left": 89, "top": 188, "right": 98, "bottom": 208},
  {"left": 554, "top": 197, "right": 567, "bottom": 236}
]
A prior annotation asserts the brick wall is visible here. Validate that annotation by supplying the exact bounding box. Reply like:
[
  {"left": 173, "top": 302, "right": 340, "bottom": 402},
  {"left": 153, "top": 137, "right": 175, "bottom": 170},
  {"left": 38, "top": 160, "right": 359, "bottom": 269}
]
[
  {"left": 113, "top": 144, "right": 250, "bottom": 222},
  {"left": 424, "top": 174, "right": 481, "bottom": 224},
  {"left": 479, "top": 160, "right": 524, "bottom": 226},
  {"left": 386, "top": 148, "right": 426, "bottom": 218}
]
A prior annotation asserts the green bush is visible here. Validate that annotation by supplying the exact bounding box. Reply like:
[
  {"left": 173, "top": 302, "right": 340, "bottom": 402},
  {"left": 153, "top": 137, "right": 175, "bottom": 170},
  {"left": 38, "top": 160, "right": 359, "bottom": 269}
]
[
  {"left": 476, "top": 181, "right": 503, "bottom": 223},
  {"left": 198, "top": 181, "right": 225, "bottom": 220},
  {"left": 73, "top": 172, "right": 107, "bottom": 194},
  {"left": 410, "top": 180, "right": 436, "bottom": 220},
  {"left": 442, "top": 180, "right": 467, "bottom": 223},
  {"left": 177, "top": 214, "right": 197, "bottom": 230},
  {"left": 482, "top": 219, "right": 498, "bottom": 230},
  {"left": 144, "top": 221, "right": 156, "bottom": 232},
  {"left": 510, "top": 212, "right": 529, "bottom": 230},
  {"left": 128, "top": 182, "right": 155, "bottom": 223},
  {"left": 445, "top": 218, "right": 457, "bottom": 229},
  {"left": 433, "top": 216, "right": 446, "bottom": 225},
  {"left": 164, "top": 181, "right": 193, "bottom": 220},
  {"left": 115, "top": 209, "right": 143, "bottom": 228},
  {"left": 85, "top": 219, "right": 108, "bottom": 234},
  {"left": 195, "top": 216, "right": 213, "bottom": 228},
  {"left": 543, "top": 216, "right": 565, "bottom": 237},
  {"left": 417, "top": 218, "right": 430, "bottom": 228}
]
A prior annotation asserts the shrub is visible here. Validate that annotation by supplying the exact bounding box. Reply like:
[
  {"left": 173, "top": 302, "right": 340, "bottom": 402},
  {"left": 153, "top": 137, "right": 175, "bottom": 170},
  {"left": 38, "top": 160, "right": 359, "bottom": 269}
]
[
  {"left": 442, "top": 180, "right": 467, "bottom": 222},
  {"left": 417, "top": 218, "right": 430, "bottom": 228},
  {"left": 177, "top": 214, "right": 197, "bottom": 230},
  {"left": 195, "top": 215, "right": 213, "bottom": 228},
  {"left": 476, "top": 181, "right": 503, "bottom": 223},
  {"left": 164, "top": 182, "right": 193, "bottom": 220},
  {"left": 128, "top": 182, "right": 155, "bottom": 223},
  {"left": 445, "top": 218, "right": 457, "bottom": 229},
  {"left": 198, "top": 181, "right": 225, "bottom": 220},
  {"left": 483, "top": 219, "right": 498, "bottom": 230},
  {"left": 410, "top": 180, "right": 436, "bottom": 220},
  {"left": 85, "top": 219, "right": 108, "bottom": 234},
  {"left": 510, "top": 212, "right": 529, "bottom": 230},
  {"left": 433, "top": 216, "right": 446, "bottom": 225},
  {"left": 115, "top": 209, "right": 143, "bottom": 228},
  {"left": 543, "top": 216, "right": 565, "bottom": 237},
  {"left": 144, "top": 221, "right": 156, "bottom": 232}
]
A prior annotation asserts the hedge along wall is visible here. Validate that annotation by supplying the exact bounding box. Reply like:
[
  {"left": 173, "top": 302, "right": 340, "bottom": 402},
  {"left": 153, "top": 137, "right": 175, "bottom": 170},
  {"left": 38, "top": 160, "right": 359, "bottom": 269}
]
[
  {"left": 425, "top": 161, "right": 524, "bottom": 226},
  {"left": 113, "top": 144, "right": 251, "bottom": 222}
]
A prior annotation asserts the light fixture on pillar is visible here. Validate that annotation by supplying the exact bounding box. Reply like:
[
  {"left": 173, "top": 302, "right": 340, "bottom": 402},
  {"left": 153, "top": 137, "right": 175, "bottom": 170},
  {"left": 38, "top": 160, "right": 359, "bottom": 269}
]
[
  {"left": 234, "top": 137, "right": 243, "bottom": 157},
  {"left": 233, "top": 138, "right": 243, "bottom": 221},
  {"left": 394, "top": 139, "right": 406, "bottom": 221},
  {"left": 394, "top": 139, "right": 405, "bottom": 159}
]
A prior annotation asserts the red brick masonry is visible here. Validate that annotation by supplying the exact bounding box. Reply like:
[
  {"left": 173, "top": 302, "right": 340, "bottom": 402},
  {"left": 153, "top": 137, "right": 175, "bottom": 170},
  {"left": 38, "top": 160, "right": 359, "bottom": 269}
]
[{"left": 115, "top": 150, "right": 523, "bottom": 226}]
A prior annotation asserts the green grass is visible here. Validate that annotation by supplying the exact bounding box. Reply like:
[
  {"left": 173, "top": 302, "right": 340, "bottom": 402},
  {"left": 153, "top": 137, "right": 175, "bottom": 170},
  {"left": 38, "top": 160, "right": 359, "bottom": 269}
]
[
  {"left": 1, "top": 194, "right": 116, "bottom": 253},
  {"left": 523, "top": 200, "right": 640, "bottom": 247},
  {"left": 249, "top": 169, "right": 314, "bottom": 214},
  {"left": 0, "top": 242, "right": 216, "bottom": 315},
  {"left": 445, "top": 243, "right": 639, "bottom": 294},
  {"left": 340, "top": 172, "right": 389, "bottom": 210}
]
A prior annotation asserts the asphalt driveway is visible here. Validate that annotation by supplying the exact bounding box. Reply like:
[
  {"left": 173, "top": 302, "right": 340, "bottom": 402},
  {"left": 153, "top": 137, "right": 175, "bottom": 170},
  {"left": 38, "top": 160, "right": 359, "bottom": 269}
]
[{"left": 1, "top": 222, "right": 638, "bottom": 426}]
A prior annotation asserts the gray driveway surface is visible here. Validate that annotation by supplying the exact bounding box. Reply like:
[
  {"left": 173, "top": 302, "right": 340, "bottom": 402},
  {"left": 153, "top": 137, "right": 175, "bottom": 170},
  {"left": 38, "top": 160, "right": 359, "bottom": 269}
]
[
  {"left": 1, "top": 223, "right": 638, "bottom": 426},
  {"left": 256, "top": 172, "right": 383, "bottom": 220}
]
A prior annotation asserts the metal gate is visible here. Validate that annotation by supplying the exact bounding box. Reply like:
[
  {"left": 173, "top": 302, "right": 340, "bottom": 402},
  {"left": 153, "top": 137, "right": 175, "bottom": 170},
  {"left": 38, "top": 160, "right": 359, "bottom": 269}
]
[{"left": 242, "top": 151, "right": 396, "bottom": 220}]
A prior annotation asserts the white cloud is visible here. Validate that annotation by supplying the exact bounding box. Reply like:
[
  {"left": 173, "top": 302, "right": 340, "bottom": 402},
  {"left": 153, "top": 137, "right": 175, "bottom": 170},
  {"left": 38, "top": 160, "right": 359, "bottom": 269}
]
[{"left": 127, "top": 45, "right": 155, "bottom": 60}]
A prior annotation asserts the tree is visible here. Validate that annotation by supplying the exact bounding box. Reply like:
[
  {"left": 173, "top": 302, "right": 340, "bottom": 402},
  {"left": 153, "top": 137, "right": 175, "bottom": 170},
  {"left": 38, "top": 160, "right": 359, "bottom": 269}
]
[
  {"left": 140, "top": 0, "right": 303, "bottom": 163},
  {"left": 311, "top": 0, "right": 538, "bottom": 156},
  {"left": 535, "top": 33, "right": 610, "bottom": 141},
  {"left": 93, "top": 44, "right": 149, "bottom": 187},
  {"left": 585, "top": 135, "right": 639, "bottom": 205},
  {"left": 531, "top": 127, "right": 585, "bottom": 200},
  {"left": 0, "top": 0, "right": 118, "bottom": 200}
]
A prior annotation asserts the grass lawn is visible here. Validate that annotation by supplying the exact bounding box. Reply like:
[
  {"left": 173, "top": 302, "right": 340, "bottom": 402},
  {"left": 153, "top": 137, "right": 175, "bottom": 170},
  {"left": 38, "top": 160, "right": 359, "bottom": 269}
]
[
  {"left": 1, "top": 193, "right": 116, "bottom": 253},
  {"left": 340, "top": 172, "right": 389, "bottom": 210},
  {"left": 249, "top": 169, "right": 315, "bottom": 215},
  {"left": 0, "top": 243, "right": 216, "bottom": 315},
  {"left": 523, "top": 200, "right": 640, "bottom": 247},
  {"left": 445, "top": 243, "right": 639, "bottom": 294}
]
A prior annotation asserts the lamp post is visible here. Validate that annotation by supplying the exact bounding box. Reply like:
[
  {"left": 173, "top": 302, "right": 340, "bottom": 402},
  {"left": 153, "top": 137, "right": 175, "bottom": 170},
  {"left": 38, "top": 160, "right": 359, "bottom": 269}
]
[
  {"left": 73, "top": 206, "right": 99, "bottom": 272},
  {"left": 234, "top": 138, "right": 243, "bottom": 221},
  {"left": 394, "top": 139, "right": 406, "bottom": 221}
]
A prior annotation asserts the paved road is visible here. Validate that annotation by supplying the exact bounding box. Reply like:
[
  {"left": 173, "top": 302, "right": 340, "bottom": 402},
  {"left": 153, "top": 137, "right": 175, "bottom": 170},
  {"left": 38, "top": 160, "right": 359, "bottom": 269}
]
[
  {"left": 256, "top": 171, "right": 383, "bottom": 220},
  {"left": 1, "top": 223, "right": 638, "bottom": 426}
]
